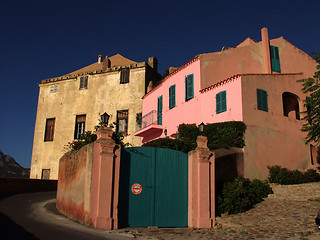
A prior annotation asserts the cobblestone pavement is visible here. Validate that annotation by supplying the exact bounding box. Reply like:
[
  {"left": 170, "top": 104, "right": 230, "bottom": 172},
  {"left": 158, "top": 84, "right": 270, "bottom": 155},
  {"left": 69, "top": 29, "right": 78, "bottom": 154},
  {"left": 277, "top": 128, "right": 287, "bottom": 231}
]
[{"left": 114, "top": 182, "right": 320, "bottom": 239}]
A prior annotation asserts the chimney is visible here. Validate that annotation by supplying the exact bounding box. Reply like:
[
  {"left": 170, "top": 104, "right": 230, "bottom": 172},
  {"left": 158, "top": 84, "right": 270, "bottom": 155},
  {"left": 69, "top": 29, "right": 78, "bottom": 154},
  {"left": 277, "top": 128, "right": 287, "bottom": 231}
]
[
  {"left": 148, "top": 57, "right": 158, "bottom": 72},
  {"left": 168, "top": 67, "right": 178, "bottom": 74},
  {"left": 261, "top": 27, "right": 272, "bottom": 74},
  {"left": 98, "top": 55, "right": 103, "bottom": 63},
  {"left": 102, "top": 56, "right": 111, "bottom": 71}
]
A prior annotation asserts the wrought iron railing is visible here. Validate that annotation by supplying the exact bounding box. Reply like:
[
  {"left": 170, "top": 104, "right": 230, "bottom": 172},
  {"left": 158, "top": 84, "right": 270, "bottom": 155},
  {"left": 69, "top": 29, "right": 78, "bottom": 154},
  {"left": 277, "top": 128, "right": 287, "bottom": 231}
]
[{"left": 141, "top": 110, "right": 157, "bottom": 129}]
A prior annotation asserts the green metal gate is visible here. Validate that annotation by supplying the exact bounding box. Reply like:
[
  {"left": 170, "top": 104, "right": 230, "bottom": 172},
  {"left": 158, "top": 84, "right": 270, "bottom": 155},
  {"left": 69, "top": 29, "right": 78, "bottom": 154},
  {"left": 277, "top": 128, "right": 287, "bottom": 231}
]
[{"left": 118, "top": 147, "right": 188, "bottom": 228}]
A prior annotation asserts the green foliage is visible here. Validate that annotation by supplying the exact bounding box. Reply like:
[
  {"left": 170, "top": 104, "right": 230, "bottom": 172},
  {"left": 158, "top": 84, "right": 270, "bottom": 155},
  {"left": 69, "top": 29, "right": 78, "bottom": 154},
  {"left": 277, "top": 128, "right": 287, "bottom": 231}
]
[
  {"left": 65, "top": 120, "right": 128, "bottom": 153},
  {"left": 65, "top": 131, "right": 97, "bottom": 152},
  {"left": 268, "top": 165, "right": 320, "bottom": 185},
  {"left": 204, "top": 121, "right": 246, "bottom": 150},
  {"left": 217, "top": 176, "right": 273, "bottom": 215},
  {"left": 297, "top": 52, "right": 320, "bottom": 146},
  {"left": 177, "top": 123, "right": 199, "bottom": 150},
  {"left": 142, "top": 138, "right": 194, "bottom": 153},
  {"left": 177, "top": 122, "right": 246, "bottom": 151}
]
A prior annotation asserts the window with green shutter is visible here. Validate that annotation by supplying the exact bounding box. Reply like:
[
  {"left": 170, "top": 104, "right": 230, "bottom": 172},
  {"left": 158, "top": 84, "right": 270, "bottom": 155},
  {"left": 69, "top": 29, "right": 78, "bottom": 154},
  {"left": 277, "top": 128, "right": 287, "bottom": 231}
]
[
  {"left": 270, "top": 45, "right": 281, "bottom": 73},
  {"left": 257, "top": 89, "right": 268, "bottom": 112},
  {"left": 157, "top": 96, "right": 163, "bottom": 125},
  {"left": 169, "top": 85, "right": 176, "bottom": 109},
  {"left": 185, "top": 74, "right": 194, "bottom": 101},
  {"left": 216, "top": 91, "right": 227, "bottom": 114}
]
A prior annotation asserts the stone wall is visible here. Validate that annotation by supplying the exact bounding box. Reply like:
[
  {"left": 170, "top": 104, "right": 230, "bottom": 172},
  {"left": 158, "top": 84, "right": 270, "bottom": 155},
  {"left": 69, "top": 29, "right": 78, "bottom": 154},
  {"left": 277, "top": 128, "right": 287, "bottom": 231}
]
[{"left": 56, "top": 127, "right": 120, "bottom": 230}]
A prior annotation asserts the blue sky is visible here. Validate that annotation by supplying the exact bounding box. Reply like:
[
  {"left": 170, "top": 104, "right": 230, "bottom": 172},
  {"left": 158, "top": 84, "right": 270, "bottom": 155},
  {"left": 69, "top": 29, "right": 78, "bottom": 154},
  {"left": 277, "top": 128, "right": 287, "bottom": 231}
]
[{"left": 0, "top": 0, "right": 319, "bottom": 168}]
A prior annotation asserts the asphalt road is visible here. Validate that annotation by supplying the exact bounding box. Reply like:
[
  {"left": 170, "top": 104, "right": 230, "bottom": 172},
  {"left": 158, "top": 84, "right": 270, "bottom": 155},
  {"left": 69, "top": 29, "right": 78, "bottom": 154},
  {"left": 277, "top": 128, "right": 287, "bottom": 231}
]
[{"left": 0, "top": 191, "right": 132, "bottom": 240}]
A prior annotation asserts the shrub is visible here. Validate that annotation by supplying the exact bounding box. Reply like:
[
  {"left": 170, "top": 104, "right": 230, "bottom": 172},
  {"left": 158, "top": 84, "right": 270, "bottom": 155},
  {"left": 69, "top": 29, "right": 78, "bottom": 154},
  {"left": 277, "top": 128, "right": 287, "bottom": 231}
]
[
  {"left": 204, "top": 121, "right": 246, "bottom": 150},
  {"left": 142, "top": 138, "right": 194, "bottom": 153},
  {"left": 268, "top": 165, "right": 320, "bottom": 185},
  {"left": 217, "top": 176, "right": 273, "bottom": 215},
  {"left": 177, "top": 121, "right": 246, "bottom": 151},
  {"left": 177, "top": 123, "right": 199, "bottom": 150}
]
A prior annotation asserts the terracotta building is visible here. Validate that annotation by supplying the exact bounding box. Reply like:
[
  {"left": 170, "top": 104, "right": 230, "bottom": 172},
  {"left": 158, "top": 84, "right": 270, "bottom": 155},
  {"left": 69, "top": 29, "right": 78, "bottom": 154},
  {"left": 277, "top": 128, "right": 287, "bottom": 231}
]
[
  {"left": 135, "top": 28, "right": 319, "bottom": 180},
  {"left": 30, "top": 54, "right": 160, "bottom": 179}
]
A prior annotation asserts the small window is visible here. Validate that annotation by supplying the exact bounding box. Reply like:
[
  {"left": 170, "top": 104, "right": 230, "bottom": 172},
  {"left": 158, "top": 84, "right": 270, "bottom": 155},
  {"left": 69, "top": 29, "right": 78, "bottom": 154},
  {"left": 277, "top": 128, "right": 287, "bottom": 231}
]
[
  {"left": 74, "top": 115, "right": 86, "bottom": 139},
  {"left": 270, "top": 45, "right": 281, "bottom": 73},
  {"left": 169, "top": 85, "right": 176, "bottom": 109},
  {"left": 185, "top": 74, "right": 194, "bottom": 101},
  {"left": 117, "top": 110, "right": 128, "bottom": 135},
  {"left": 257, "top": 89, "right": 268, "bottom": 112},
  {"left": 216, "top": 91, "right": 227, "bottom": 114},
  {"left": 44, "top": 118, "right": 55, "bottom": 142},
  {"left": 41, "top": 169, "right": 50, "bottom": 180},
  {"left": 79, "top": 76, "right": 88, "bottom": 89},
  {"left": 120, "top": 68, "right": 130, "bottom": 84},
  {"left": 157, "top": 96, "right": 163, "bottom": 125}
]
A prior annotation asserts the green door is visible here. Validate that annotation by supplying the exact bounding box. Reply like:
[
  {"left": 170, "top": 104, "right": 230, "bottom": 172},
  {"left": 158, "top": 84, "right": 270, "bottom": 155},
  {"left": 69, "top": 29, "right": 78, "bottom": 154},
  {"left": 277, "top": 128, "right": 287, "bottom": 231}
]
[{"left": 118, "top": 147, "right": 188, "bottom": 228}]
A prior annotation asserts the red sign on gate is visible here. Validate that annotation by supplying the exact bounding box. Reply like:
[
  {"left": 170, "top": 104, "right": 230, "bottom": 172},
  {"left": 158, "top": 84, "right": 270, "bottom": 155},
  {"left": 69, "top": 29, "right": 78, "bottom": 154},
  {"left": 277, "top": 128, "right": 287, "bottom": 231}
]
[{"left": 131, "top": 183, "right": 142, "bottom": 195}]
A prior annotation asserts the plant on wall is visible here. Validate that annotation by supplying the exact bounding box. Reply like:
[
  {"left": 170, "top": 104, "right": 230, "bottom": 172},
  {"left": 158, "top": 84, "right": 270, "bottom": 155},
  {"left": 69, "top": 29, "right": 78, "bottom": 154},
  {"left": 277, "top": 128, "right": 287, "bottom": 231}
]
[
  {"left": 144, "top": 121, "right": 246, "bottom": 152},
  {"left": 65, "top": 120, "right": 128, "bottom": 153}
]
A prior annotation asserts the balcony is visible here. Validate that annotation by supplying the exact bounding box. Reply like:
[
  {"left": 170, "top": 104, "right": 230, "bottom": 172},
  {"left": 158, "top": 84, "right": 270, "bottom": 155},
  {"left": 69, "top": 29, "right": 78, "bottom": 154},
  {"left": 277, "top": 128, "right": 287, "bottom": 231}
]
[{"left": 134, "top": 110, "right": 163, "bottom": 139}]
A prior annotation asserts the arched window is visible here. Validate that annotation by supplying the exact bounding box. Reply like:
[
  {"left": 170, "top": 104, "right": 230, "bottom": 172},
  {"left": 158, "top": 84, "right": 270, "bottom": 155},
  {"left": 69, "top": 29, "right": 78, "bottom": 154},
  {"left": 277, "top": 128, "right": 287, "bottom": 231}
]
[{"left": 282, "top": 92, "right": 300, "bottom": 120}]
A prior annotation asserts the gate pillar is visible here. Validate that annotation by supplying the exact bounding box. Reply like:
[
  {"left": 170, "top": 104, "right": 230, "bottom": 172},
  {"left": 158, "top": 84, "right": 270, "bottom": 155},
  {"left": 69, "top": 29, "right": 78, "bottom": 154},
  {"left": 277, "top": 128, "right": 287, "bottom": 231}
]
[
  {"left": 90, "top": 127, "right": 120, "bottom": 230},
  {"left": 188, "top": 136, "right": 215, "bottom": 228}
]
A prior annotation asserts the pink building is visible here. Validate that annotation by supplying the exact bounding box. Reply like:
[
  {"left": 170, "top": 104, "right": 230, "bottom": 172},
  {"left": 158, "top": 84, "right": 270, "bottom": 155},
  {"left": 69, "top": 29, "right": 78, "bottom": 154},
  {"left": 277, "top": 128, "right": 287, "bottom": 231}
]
[{"left": 135, "top": 28, "right": 319, "bottom": 179}]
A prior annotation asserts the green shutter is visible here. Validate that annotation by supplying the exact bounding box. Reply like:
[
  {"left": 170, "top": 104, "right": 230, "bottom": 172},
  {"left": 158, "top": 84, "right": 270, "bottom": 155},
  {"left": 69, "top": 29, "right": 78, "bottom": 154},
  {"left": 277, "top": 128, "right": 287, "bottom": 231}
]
[
  {"left": 270, "top": 45, "right": 281, "bottom": 73},
  {"left": 169, "top": 85, "right": 175, "bottom": 109},
  {"left": 157, "top": 96, "right": 163, "bottom": 125},
  {"left": 216, "top": 91, "right": 227, "bottom": 114},
  {"left": 257, "top": 89, "right": 268, "bottom": 112},
  {"left": 185, "top": 74, "right": 194, "bottom": 100}
]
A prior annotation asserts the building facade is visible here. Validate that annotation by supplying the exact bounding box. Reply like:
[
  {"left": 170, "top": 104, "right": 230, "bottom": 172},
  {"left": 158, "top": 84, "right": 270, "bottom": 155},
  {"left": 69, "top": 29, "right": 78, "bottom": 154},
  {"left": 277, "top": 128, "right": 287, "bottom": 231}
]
[
  {"left": 135, "top": 28, "right": 319, "bottom": 179},
  {"left": 31, "top": 54, "right": 160, "bottom": 179}
]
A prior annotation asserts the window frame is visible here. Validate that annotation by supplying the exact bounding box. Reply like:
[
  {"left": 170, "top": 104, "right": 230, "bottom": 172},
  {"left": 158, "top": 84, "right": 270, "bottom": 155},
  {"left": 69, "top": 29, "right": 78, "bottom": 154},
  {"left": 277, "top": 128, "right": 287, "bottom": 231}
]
[
  {"left": 79, "top": 76, "right": 88, "bottom": 89},
  {"left": 257, "top": 89, "right": 268, "bottom": 112},
  {"left": 216, "top": 91, "right": 227, "bottom": 114},
  {"left": 74, "top": 115, "right": 86, "bottom": 139},
  {"left": 169, "top": 84, "right": 176, "bottom": 109},
  {"left": 120, "top": 68, "right": 130, "bottom": 84},
  {"left": 117, "top": 110, "right": 129, "bottom": 136},
  {"left": 185, "top": 74, "right": 194, "bottom": 101},
  {"left": 44, "top": 118, "right": 55, "bottom": 142}
]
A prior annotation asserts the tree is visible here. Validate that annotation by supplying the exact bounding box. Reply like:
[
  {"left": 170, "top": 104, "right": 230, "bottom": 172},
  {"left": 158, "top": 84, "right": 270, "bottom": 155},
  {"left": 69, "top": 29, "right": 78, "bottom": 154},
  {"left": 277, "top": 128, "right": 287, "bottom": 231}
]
[{"left": 298, "top": 52, "right": 320, "bottom": 146}]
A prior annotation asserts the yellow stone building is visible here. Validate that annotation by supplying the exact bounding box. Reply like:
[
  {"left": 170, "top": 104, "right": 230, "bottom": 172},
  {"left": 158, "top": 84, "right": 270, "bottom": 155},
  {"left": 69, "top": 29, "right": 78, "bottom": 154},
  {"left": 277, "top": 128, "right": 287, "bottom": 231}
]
[{"left": 30, "top": 54, "right": 160, "bottom": 179}]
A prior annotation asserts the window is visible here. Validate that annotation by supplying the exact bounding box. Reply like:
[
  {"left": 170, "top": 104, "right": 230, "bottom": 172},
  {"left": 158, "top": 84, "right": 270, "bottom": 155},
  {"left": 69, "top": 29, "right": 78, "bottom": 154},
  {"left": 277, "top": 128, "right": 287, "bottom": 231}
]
[
  {"left": 117, "top": 110, "right": 128, "bottom": 135},
  {"left": 41, "top": 169, "right": 50, "bottom": 180},
  {"left": 44, "top": 118, "right": 55, "bottom": 142},
  {"left": 79, "top": 76, "right": 88, "bottom": 89},
  {"left": 185, "top": 74, "right": 194, "bottom": 101},
  {"left": 169, "top": 85, "right": 176, "bottom": 109},
  {"left": 216, "top": 91, "right": 227, "bottom": 114},
  {"left": 120, "top": 68, "right": 130, "bottom": 84},
  {"left": 282, "top": 92, "right": 300, "bottom": 120},
  {"left": 270, "top": 45, "right": 281, "bottom": 73},
  {"left": 157, "top": 96, "right": 163, "bottom": 125},
  {"left": 257, "top": 89, "right": 268, "bottom": 112},
  {"left": 74, "top": 115, "right": 86, "bottom": 139}
]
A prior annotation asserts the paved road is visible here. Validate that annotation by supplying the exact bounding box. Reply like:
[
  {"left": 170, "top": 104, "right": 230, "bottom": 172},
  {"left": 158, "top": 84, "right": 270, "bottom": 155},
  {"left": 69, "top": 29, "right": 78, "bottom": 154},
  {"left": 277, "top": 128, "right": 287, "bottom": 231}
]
[{"left": 0, "top": 191, "right": 132, "bottom": 240}]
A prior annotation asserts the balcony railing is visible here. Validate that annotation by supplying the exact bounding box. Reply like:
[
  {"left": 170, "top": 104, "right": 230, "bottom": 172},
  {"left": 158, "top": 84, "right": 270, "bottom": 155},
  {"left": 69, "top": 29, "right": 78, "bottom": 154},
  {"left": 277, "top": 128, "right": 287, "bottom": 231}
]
[{"left": 141, "top": 110, "right": 157, "bottom": 129}]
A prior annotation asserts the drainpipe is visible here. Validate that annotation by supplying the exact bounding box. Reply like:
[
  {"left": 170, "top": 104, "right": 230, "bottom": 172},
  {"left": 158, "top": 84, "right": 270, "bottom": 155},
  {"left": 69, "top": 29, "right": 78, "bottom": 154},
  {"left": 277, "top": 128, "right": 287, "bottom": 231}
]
[{"left": 261, "top": 27, "right": 272, "bottom": 74}]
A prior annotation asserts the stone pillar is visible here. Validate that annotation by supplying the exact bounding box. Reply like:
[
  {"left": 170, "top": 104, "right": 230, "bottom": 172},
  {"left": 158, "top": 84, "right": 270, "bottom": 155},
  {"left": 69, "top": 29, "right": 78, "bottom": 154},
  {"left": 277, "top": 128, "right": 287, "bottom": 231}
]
[
  {"left": 188, "top": 136, "right": 215, "bottom": 229},
  {"left": 90, "top": 127, "right": 120, "bottom": 230}
]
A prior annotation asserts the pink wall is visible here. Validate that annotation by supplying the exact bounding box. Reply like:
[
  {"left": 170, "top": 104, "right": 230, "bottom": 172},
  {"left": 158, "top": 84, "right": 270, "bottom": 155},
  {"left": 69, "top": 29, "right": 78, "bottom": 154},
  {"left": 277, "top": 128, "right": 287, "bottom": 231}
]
[
  {"left": 141, "top": 58, "right": 202, "bottom": 140},
  {"left": 140, "top": 60, "right": 243, "bottom": 143},
  {"left": 200, "top": 76, "right": 243, "bottom": 124},
  {"left": 241, "top": 74, "right": 320, "bottom": 179}
]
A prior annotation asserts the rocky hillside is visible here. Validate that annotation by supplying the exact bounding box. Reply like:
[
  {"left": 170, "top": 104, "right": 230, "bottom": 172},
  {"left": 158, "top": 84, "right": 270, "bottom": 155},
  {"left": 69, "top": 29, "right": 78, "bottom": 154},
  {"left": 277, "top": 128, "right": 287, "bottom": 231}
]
[{"left": 0, "top": 150, "right": 30, "bottom": 178}]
